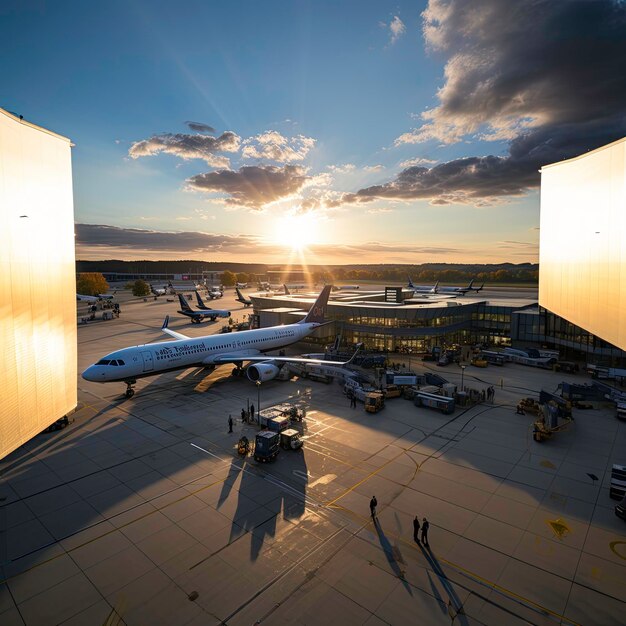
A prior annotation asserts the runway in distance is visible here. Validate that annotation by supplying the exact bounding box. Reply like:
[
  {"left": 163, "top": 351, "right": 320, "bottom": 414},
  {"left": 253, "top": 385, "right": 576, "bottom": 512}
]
[
  {"left": 83, "top": 285, "right": 351, "bottom": 397},
  {"left": 178, "top": 293, "right": 230, "bottom": 323},
  {"left": 407, "top": 277, "right": 484, "bottom": 295},
  {"left": 235, "top": 288, "right": 253, "bottom": 307}
]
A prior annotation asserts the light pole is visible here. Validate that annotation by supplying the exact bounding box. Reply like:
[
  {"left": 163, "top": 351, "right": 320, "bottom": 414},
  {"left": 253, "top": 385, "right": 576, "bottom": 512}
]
[
  {"left": 460, "top": 365, "right": 466, "bottom": 392},
  {"left": 256, "top": 380, "right": 261, "bottom": 422}
]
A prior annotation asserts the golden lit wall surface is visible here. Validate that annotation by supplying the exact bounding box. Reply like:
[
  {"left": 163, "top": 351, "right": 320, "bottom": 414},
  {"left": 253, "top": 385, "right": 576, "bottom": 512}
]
[
  {"left": 0, "top": 108, "right": 76, "bottom": 459},
  {"left": 539, "top": 137, "right": 626, "bottom": 351}
]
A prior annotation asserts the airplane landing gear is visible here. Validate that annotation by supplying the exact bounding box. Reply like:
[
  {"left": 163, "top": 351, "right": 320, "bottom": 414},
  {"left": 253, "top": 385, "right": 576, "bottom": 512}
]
[
  {"left": 231, "top": 365, "right": 244, "bottom": 377},
  {"left": 124, "top": 380, "right": 136, "bottom": 398}
]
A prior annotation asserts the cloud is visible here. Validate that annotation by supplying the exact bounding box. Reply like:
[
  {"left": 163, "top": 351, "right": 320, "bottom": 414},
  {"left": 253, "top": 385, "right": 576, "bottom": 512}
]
[
  {"left": 242, "top": 131, "right": 316, "bottom": 162},
  {"left": 75, "top": 223, "right": 259, "bottom": 253},
  {"left": 367, "top": 207, "right": 393, "bottom": 214},
  {"left": 387, "top": 16, "right": 406, "bottom": 45},
  {"left": 327, "top": 163, "right": 356, "bottom": 174},
  {"left": 344, "top": 155, "right": 538, "bottom": 206},
  {"left": 372, "top": 0, "right": 626, "bottom": 204},
  {"left": 363, "top": 164, "right": 385, "bottom": 172},
  {"left": 129, "top": 131, "right": 241, "bottom": 168},
  {"left": 186, "top": 164, "right": 308, "bottom": 210},
  {"left": 185, "top": 121, "right": 216, "bottom": 133},
  {"left": 399, "top": 157, "right": 437, "bottom": 168}
]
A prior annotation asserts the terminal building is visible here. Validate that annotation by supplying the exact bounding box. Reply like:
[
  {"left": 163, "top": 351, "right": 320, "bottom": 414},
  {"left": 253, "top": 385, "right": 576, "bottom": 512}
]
[
  {"left": 249, "top": 137, "right": 626, "bottom": 367},
  {"left": 0, "top": 108, "right": 77, "bottom": 459}
]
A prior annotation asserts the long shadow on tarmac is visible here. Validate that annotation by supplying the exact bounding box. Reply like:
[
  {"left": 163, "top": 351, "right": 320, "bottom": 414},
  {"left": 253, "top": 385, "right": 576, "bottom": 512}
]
[{"left": 374, "top": 518, "right": 413, "bottom": 595}]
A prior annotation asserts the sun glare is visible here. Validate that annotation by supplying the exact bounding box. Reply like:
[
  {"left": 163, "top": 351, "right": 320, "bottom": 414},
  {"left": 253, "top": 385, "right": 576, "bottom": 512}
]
[{"left": 274, "top": 213, "right": 320, "bottom": 251}]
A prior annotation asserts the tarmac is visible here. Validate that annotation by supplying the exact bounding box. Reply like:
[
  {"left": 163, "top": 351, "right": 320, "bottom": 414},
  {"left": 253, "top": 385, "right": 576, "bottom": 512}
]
[{"left": 1, "top": 286, "right": 625, "bottom": 625}]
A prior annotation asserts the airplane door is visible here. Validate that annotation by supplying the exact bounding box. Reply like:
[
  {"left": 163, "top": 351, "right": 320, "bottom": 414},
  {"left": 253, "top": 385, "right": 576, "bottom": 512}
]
[{"left": 141, "top": 351, "right": 154, "bottom": 372}]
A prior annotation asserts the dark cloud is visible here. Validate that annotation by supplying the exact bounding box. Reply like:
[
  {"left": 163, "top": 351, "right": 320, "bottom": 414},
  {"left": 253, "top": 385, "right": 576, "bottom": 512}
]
[
  {"left": 185, "top": 121, "right": 216, "bottom": 133},
  {"left": 187, "top": 165, "right": 308, "bottom": 210},
  {"left": 75, "top": 223, "right": 258, "bottom": 253},
  {"left": 129, "top": 131, "right": 240, "bottom": 168},
  {"left": 364, "top": 0, "right": 626, "bottom": 205}
]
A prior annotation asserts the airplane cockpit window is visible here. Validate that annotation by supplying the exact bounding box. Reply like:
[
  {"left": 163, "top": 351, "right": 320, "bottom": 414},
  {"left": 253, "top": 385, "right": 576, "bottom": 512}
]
[
  {"left": 117, "top": 359, "right": 125, "bottom": 365},
  {"left": 111, "top": 361, "right": 119, "bottom": 366},
  {"left": 96, "top": 359, "right": 111, "bottom": 365}
]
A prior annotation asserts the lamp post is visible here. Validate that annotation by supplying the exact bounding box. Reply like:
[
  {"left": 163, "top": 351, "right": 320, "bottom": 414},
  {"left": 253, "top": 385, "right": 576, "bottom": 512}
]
[
  {"left": 460, "top": 365, "right": 466, "bottom": 392},
  {"left": 256, "top": 380, "right": 261, "bottom": 422}
]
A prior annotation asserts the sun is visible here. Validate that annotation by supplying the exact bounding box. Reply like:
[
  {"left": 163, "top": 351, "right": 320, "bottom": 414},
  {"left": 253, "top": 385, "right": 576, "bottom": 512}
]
[{"left": 273, "top": 213, "right": 321, "bottom": 251}]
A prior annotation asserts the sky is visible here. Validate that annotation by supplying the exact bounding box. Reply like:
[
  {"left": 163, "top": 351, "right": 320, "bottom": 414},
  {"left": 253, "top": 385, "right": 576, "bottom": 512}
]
[{"left": 2, "top": 0, "right": 625, "bottom": 265}]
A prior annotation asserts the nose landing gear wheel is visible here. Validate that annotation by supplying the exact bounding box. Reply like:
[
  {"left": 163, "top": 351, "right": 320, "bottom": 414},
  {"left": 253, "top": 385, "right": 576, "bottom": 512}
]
[{"left": 124, "top": 381, "right": 136, "bottom": 398}]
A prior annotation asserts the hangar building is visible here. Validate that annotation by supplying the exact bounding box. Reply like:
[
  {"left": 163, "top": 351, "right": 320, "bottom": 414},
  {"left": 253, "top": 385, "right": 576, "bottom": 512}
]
[{"left": 0, "top": 108, "right": 76, "bottom": 459}]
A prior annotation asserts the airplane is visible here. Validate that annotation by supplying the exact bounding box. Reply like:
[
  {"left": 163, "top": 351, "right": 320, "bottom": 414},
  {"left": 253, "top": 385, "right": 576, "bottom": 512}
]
[
  {"left": 437, "top": 279, "right": 484, "bottom": 296},
  {"left": 150, "top": 282, "right": 174, "bottom": 297},
  {"left": 235, "top": 287, "right": 253, "bottom": 307},
  {"left": 194, "top": 291, "right": 231, "bottom": 317},
  {"left": 177, "top": 293, "right": 230, "bottom": 323},
  {"left": 335, "top": 285, "right": 359, "bottom": 291},
  {"left": 236, "top": 282, "right": 248, "bottom": 289},
  {"left": 207, "top": 287, "right": 223, "bottom": 299},
  {"left": 283, "top": 284, "right": 291, "bottom": 295},
  {"left": 82, "top": 285, "right": 355, "bottom": 398},
  {"left": 77, "top": 290, "right": 116, "bottom": 302},
  {"left": 407, "top": 277, "right": 439, "bottom": 294}
]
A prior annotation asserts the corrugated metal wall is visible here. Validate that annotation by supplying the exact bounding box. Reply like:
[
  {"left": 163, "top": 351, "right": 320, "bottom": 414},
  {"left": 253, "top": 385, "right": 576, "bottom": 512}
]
[
  {"left": 539, "top": 138, "right": 626, "bottom": 352},
  {"left": 0, "top": 109, "right": 77, "bottom": 459}
]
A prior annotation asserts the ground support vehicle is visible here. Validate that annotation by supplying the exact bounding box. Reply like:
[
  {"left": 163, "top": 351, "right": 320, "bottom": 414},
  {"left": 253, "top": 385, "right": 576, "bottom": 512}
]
[
  {"left": 470, "top": 357, "right": 488, "bottom": 367},
  {"left": 383, "top": 384, "right": 401, "bottom": 398},
  {"left": 280, "top": 429, "right": 303, "bottom": 450},
  {"left": 365, "top": 392, "right": 385, "bottom": 413},
  {"left": 237, "top": 436, "right": 250, "bottom": 456},
  {"left": 517, "top": 398, "right": 542, "bottom": 416},
  {"left": 617, "top": 403, "right": 626, "bottom": 420},
  {"left": 616, "top": 495, "right": 626, "bottom": 521},
  {"left": 414, "top": 391, "right": 455, "bottom": 415},
  {"left": 532, "top": 403, "right": 573, "bottom": 442},
  {"left": 254, "top": 431, "right": 280, "bottom": 462}
]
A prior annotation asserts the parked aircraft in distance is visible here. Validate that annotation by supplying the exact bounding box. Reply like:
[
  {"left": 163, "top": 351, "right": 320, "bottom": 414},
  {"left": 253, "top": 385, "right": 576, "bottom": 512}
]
[
  {"left": 438, "top": 279, "right": 484, "bottom": 295},
  {"left": 82, "top": 286, "right": 355, "bottom": 398},
  {"left": 150, "top": 282, "right": 173, "bottom": 297},
  {"left": 207, "top": 286, "right": 223, "bottom": 299},
  {"left": 194, "top": 291, "right": 231, "bottom": 315},
  {"left": 236, "top": 282, "right": 248, "bottom": 289},
  {"left": 235, "top": 288, "right": 253, "bottom": 307},
  {"left": 177, "top": 293, "right": 230, "bottom": 323},
  {"left": 407, "top": 277, "right": 439, "bottom": 294},
  {"left": 77, "top": 291, "right": 116, "bottom": 302}
]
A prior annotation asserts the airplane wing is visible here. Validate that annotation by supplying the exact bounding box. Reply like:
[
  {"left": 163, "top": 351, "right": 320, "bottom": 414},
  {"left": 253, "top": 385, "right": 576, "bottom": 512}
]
[
  {"left": 161, "top": 316, "right": 190, "bottom": 341},
  {"left": 209, "top": 343, "right": 362, "bottom": 367}
]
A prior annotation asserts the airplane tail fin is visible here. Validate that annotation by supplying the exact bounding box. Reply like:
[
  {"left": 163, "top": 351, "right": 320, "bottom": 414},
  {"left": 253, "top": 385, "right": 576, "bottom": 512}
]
[
  {"left": 433, "top": 281, "right": 439, "bottom": 293},
  {"left": 300, "top": 285, "right": 332, "bottom": 324},
  {"left": 408, "top": 276, "right": 415, "bottom": 288},
  {"left": 194, "top": 290, "right": 206, "bottom": 308},
  {"left": 178, "top": 293, "right": 192, "bottom": 312},
  {"left": 235, "top": 287, "right": 244, "bottom": 301},
  {"left": 478, "top": 283, "right": 484, "bottom": 291},
  {"left": 467, "top": 279, "right": 474, "bottom": 289},
  {"left": 284, "top": 284, "right": 291, "bottom": 295}
]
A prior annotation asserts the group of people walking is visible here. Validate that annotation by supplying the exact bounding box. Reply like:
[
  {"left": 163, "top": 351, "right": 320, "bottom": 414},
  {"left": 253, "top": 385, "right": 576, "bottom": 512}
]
[{"left": 370, "top": 495, "right": 430, "bottom": 547}]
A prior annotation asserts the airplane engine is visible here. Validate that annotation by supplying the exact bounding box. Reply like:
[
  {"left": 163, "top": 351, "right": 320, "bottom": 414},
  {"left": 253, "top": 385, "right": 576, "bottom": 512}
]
[{"left": 247, "top": 362, "right": 280, "bottom": 382}]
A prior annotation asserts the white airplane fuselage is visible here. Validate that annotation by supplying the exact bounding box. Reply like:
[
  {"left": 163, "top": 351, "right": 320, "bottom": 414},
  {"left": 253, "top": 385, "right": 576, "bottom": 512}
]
[{"left": 82, "top": 321, "right": 317, "bottom": 384}]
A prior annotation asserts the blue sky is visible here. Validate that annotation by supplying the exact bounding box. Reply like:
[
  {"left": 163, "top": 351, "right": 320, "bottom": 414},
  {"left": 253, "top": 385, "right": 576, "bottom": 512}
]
[{"left": 3, "top": 1, "right": 624, "bottom": 263}]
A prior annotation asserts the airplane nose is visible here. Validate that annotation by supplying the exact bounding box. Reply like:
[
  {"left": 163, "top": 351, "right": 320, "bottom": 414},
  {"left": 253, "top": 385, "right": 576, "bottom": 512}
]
[{"left": 82, "top": 366, "right": 98, "bottom": 382}]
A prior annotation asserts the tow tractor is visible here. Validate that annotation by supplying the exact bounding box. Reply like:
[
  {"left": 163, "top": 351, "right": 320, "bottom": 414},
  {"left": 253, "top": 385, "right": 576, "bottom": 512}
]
[
  {"left": 365, "top": 392, "right": 385, "bottom": 413},
  {"left": 280, "top": 429, "right": 303, "bottom": 450},
  {"left": 532, "top": 402, "right": 573, "bottom": 442}
]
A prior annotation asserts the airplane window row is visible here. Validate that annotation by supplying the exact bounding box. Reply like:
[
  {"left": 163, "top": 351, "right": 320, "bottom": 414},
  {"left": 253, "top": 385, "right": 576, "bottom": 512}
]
[{"left": 96, "top": 359, "right": 125, "bottom": 366}]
